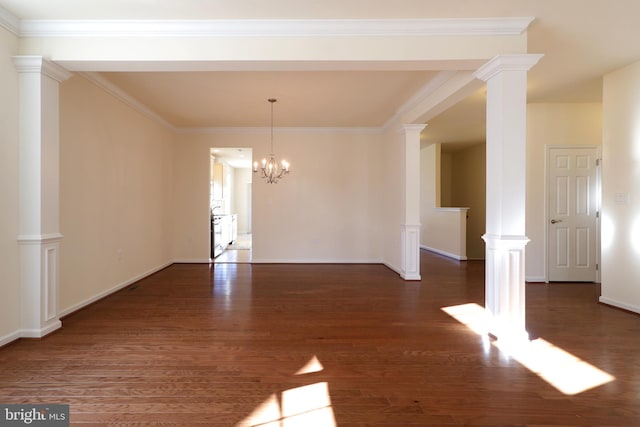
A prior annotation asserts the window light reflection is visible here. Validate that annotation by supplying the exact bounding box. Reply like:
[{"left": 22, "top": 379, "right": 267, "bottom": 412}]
[
  {"left": 294, "top": 355, "right": 324, "bottom": 375},
  {"left": 631, "top": 217, "right": 640, "bottom": 254},
  {"left": 442, "top": 303, "right": 615, "bottom": 395},
  {"left": 237, "top": 355, "right": 335, "bottom": 427},
  {"left": 601, "top": 213, "right": 615, "bottom": 250},
  {"left": 237, "top": 382, "right": 336, "bottom": 427}
]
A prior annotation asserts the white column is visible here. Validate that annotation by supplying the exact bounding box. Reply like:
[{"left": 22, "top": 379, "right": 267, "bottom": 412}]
[
  {"left": 13, "top": 56, "right": 72, "bottom": 337},
  {"left": 474, "top": 54, "right": 542, "bottom": 343},
  {"left": 401, "top": 124, "right": 427, "bottom": 280}
]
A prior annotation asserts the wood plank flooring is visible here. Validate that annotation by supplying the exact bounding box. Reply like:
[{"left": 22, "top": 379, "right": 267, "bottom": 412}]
[{"left": 1, "top": 250, "right": 640, "bottom": 426}]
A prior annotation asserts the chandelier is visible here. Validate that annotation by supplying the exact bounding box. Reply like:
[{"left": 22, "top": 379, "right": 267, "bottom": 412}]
[{"left": 253, "top": 98, "right": 290, "bottom": 184}]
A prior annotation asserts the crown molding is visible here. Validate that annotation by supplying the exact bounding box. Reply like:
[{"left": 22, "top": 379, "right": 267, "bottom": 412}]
[
  {"left": 18, "top": 17, "right": 534, "bottom": 38},
  {"left": 13, "top": 56, "right": 73, "bottom": 82},
  {"left": 383, "top": 70, "right": 457, "bottom": 130},
  {"left": 80, "top": 72, "right": 176, "bottom": 131},
  {"left": 0, "top": 5, "right": 19, "bottom": 35},
  {"left": 474, "top": 53, "right": 544, "bottom": 81},
  {"left": 401, "top": 124, "right": 428, "bottom": 134}
]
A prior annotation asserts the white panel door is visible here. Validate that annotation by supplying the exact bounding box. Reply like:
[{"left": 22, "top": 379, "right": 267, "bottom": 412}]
[{"left": 547, "top": 147, "right": 599, "bottom": 282}]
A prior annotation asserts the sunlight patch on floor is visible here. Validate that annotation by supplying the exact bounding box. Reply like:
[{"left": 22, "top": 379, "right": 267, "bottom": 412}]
[
  {"left": 237, "top": 356, "right": 335, "bottom": 427},
  {"left": 442, "top": 303, "right": 491, "bottom": 335},
  {"left": 237, "top": 382, "right": 335, "bottom": 427},
  {"left": 295, "top": 355, "right": 324, "bottom": 375},
  {"left": 442, "top": 303, "right": 615, "bottom": 395}
]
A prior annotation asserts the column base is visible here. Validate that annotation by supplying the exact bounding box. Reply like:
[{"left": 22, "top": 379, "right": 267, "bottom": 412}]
[
  {"left": 19, "top": 234, "right": 62, "bottom": 336},
  {"left": 401, "top": 224, "right": 421, "bottom": 280},
  {"left": 483, "top": 234, "right": 529, "bottom": 343},
  {"left": 21, "top": 320, "right": 62, "bottom": 338}
]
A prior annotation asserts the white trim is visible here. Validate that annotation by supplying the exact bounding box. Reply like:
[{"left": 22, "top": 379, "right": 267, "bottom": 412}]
[
  {"left": 251, "top": 258, "right": 384, "bottom": 264},
  {"left": 58, "top": 261, "right": 172, "bottom": 318},
  {"left": 401, "top": 123, "right": 428, "bottom": 134},
  {"left": 17, "top": 233, "right": 64, "bottom": 244},
  {"left": 474, "top": 53, "right": 544, "bottom": 82},
  {"left": 12, "top": 56, "right": 72, "bottom": 82},
  {"left": 384, "top": 262, "right": 403, "bottom": 277},
  {"left": 174, "top": 259, "right": 211, "bottom": 263},
  {"left": 421, "top": 245, "right": 467, "bottom": 261},
  {"left": 525, "top": 276, "right": 547, "bottom": 283},
  {"left": 80, "top": 72, "right": 176, "bottom": 131},
  {"left": 434, "top": 207, "right": 470, "bottom": 213},
  {"left": 401, "top": 224, "right": 422, "bottom": 280},
  {"left": 57, "top": 59, "right": 493, "bottom": 73},
  {"left": 18, "top": 17, "right": 534, "bottom": 38},
  {"left": 0, "top": 330, "right": 23, "bottom": 348},
  {"left": 41, "top": 59, "right": 73, "bottom": 82},
  {"left": 385, "top": 70, "right": 457, "bottom": 129},
  {"left": 0, "top": 5, "right": 19, "bottom": 35},
  {"left": 19, "top": 320, "right": 62, "bottom": 339},
  {"left": 599, "top": 297, "right": 640, "bottom": 315},
  {"left": 0, "top": 321, "right": 63, "bottom": 345}
]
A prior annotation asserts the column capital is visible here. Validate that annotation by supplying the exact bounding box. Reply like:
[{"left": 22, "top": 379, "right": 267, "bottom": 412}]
[
  {"left": 401, "top": 123, "right": 428, "bottom": 135},
  {"left": 474, "top": 53, "right": 543, "bottom": 82},
  {"left": 13, "top": 55, "right": 73, "bottom": 82}
]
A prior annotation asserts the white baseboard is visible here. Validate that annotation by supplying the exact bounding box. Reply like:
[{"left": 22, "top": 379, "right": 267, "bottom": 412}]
[
  {"left": 525, "top": 276, "right": 547, "bottom": 283},
  {"left": 173, "top": 258, "right": 211, "bottom": 263},
  {"left": 20, "top": 320, "right": 62, "bottom": 338},
  {"left": 251, "top": 258, "right": 384, "bottom": 264},
  {"left": 384, "top": 261, "right": 402, "bottom": 276},
  {"left": 420, "top": 245, "right": 467, "bottom": 261},
  {"left": 0, "top": 321, "right": 62, "bottom": 347},
  {"left": 0, "top": 330, "right": 23, "bottom": 348},
  {"left": 59, "top": 261, "right": 173, "bottom": 318},
  {"left": 599, "top": 296, "right": 640, "bottom": 315}
]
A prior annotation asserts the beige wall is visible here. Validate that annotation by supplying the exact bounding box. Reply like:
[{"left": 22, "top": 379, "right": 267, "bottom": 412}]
[
  {"left": 173, "top": 130, "right": 384, "bottom": 263},
  {"left": 450, "top": 143, "right": 486, "bottom": 259},
  {"left": 59, "top": 75, "right": 175, "bottom": 314},
  {"left": 440, "top": 150, "right": 452, "bottom": 207},
  {"left": 420, "top": 143, "right": 439, "bottom": 241},
  {"left": 379, "top": 127, "right": 404, "bottom": 272},
  {"left": 420, "top": 143, "right": 468, "bottom": 259},
  {"left": 601, "top": 61, "right": 640, "bottom": 312},
  {"left": 525, "top": 103, "right": 602, "bottom": 281},
  {"left": 420, "top": 143, "right": 439, "bottom": 253},
  {"left": 0, "top": 27, "right": 21, "bottom": 343},
  {"left": 233, "top": 167, "right": 252, "bottom": 234}
]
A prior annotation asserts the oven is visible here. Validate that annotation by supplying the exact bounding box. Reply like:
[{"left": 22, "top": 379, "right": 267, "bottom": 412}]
[{"left": 211, "top": 215, "right": 223, "bottom": 258}]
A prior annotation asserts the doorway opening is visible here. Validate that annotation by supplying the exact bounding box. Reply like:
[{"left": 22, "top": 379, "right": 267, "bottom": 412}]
[{"left": 210, "top": 147, "right": 252, "bottom": 263}]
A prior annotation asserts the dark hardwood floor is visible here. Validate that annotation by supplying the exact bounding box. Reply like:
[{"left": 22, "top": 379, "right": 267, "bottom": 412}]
[{"left": 1, "top": 250, "right": 640, "bottom": 426}]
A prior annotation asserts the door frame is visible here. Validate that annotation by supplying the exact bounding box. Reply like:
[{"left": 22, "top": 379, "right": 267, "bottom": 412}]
[{"left": 545, "top": 145, "right": 602, "bottom": 283}]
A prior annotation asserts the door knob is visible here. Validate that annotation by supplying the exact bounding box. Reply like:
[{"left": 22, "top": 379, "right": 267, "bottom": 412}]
[{"left": 550, "top": 219, "right": 562, "bottom": 224}]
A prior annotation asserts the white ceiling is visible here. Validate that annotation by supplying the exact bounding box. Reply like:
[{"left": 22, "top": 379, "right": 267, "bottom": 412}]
[{"left": 2, "top": 0, "right": 640, "bottom": 151}]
